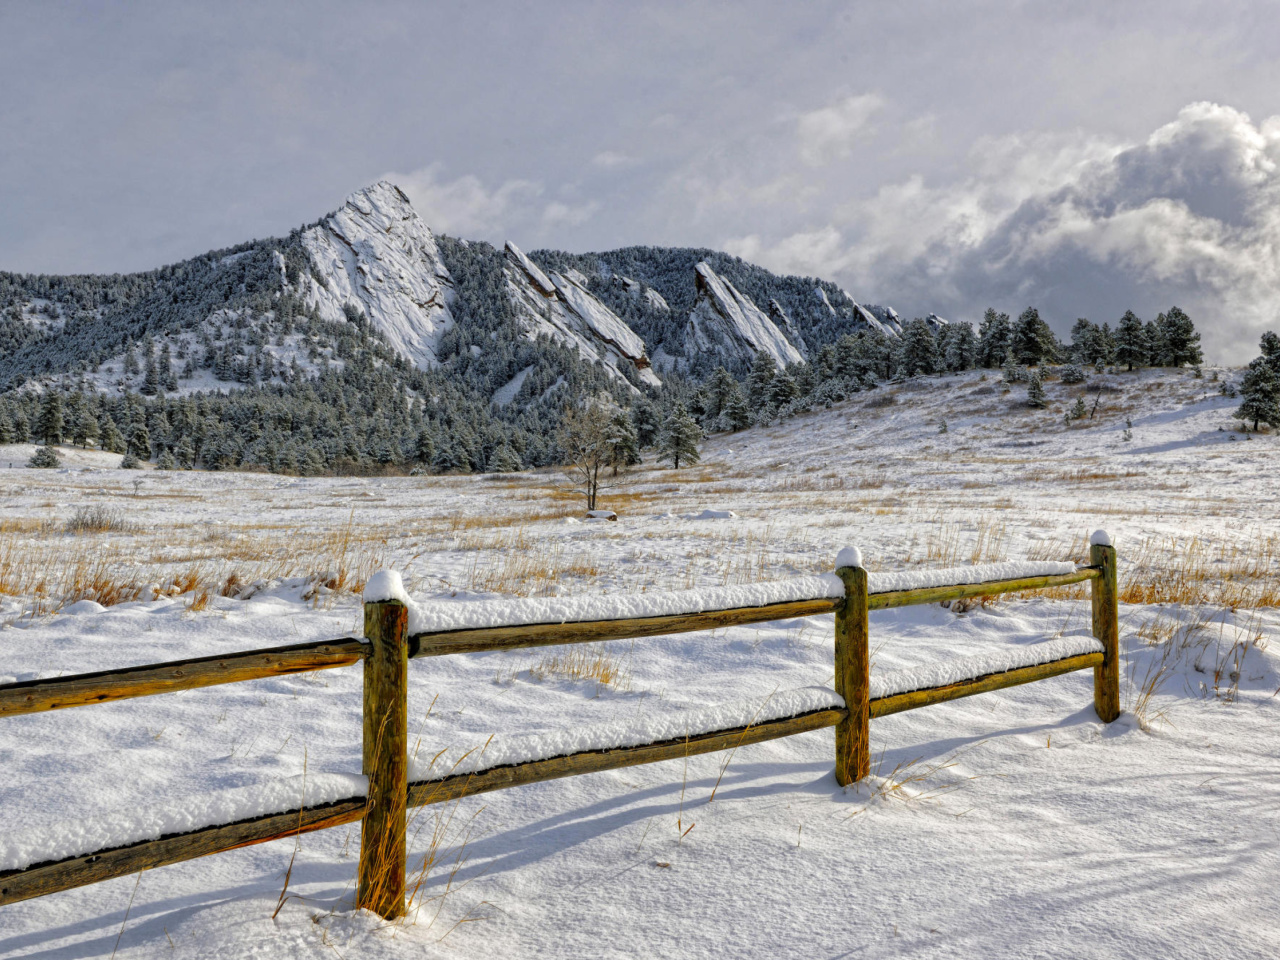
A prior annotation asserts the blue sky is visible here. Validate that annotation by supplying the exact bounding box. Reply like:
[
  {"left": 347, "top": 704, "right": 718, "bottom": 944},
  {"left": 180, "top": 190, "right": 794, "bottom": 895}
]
[{"left": 3, "top": 1, "right": 1279, "bottom": 360}]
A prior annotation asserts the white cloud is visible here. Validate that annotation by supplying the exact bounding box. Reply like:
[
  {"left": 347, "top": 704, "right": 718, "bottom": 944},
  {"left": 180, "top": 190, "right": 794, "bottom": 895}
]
[
  {"left": 797, "top": 94, "right": 884, "bottom": 166},
  {"left": 736, "top": 103, "right": 1280, "bottom": 361}
]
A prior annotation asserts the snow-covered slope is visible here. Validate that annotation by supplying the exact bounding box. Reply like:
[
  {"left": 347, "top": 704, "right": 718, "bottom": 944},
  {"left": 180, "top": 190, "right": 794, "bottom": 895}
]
[
  {"left": 685, "top": 262, "right": 805, "bottom": 368},
  {"left": 298, "top": 181, "right": 455, "bottom": 369},
  {"left": 505, "top": 242, "right": 661, "bottom": 388}
]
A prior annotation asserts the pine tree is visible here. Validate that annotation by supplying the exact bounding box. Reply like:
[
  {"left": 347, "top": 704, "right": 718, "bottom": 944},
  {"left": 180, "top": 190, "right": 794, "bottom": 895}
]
[
  {"left": 631, "top": 400, "right": 660, "bottom": 448},
  {"left": 897, "top": 319, "right": 940, "bottom": 377},
  {"left": 1114, "top": 310, "right": 1147, "bottom": 371},
  {"left": 27, "top": 446, "right": 61, "bottom": 468},
  {"left": 488, "top": 442, "right": 524, "bottom": 473},
  {"left": 120, "top": 452, "right": 142, "bottom": 469},
  {"left": 1157, "top": 306, "right": 1202, "bottom": 367},
  {"left": 720, "top": 384, "right": 750, "bottom": 432},
  {"left": 943, "top": 321, "right": 977, "bottom": 372},
  {"left": 175, "top": 435, "right": 196, "bottom": 468},
  {"left": 768, "top": 371, "right": 799, "bottom": 406},
  {"left": 413, "top": 427, "right": 436, "bottom": 465},
  {"left": 0, "top": 411, "right": 13, "bottom": 444},
  {"left": 658, "top": 404, "right": 702, "bottom": 469},
  {"left": 1070, "top": 396, "right": 1087, "bottom": 420},
  {"left": 605, "top": 410, "right": 640, "bottom": 475},
  {"left": 129, "top": 421, "right": 151, "bottom": 460},
  {"left": 36, "top": 391, "right": 63, "bottom": 446},
  {"left": 70, "top": 394, "right": 99, "bottom": 447},
  {"left": 1236, "top": 358, "right": 1280, "bottom": 431},
  {"left": 1027, "top": 371, "right": 1047, "bottom": 408},
  {"left": 100, "top": 416, "right": 127, "bottom": 454},
  {"left": 1012, "top": 307, "right": 1056, "bottom": 366},
  {"left": 977, "top": 309, "right": 1012, "bottom": 368},
  {"left": 1145, "top": 317, "right": 1168, "bottom": 367},
  {"left": 747, "top": 353, "right": 778, "bottom": 407},
  {"left": 156, "top": 450, "right": 178, "bottom": 470}
]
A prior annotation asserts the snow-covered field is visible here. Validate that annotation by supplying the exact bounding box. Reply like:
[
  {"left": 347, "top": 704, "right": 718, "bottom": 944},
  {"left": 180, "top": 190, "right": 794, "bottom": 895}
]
[{"left": 2, "top": 367, "right": 1278, "bottom": 959}]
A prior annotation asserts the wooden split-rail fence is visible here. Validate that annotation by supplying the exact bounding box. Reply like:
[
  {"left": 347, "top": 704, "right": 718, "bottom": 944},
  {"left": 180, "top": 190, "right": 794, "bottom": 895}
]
[{"left": 0, "top": 544, "right": 1119, "bottom": 918}]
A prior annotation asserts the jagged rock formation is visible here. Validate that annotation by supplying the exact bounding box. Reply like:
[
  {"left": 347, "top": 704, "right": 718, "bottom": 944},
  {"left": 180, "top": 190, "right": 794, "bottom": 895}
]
[
  {"left": 504, "top": 242, "right": 660, "bottom": 388},
  {"left": 298, "top": 181, "right": 455, "bottom": 369},
  {"left": 684, "top": 262, "right": 804, "bottom": 369}
]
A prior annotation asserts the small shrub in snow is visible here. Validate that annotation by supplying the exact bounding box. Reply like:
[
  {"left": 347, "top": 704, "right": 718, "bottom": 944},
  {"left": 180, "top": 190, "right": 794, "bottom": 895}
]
[
  {"left": 120, "top": 452, "right": 142, "bottom": 469},
  {"left": 1060, "top": 364, "right": 1086, "bottom": 384},
  {"left": 1002, "top": 358, "right": 1027, "bottom": 383},
  {"left": 65, "top": 505, "right": 133, "bottom": 535},
  {"left": 156, "top": 450, "right": 177, "bottom": 470},
  {"left": 27, "top": 446, "right": 61, "bottom": 468},
  {"left": 1070, "top": 396, "right": 1087, "bottom": 420}
]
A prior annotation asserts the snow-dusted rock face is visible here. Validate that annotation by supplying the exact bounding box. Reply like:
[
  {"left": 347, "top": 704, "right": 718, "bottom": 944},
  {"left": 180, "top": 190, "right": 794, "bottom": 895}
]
[
  {"left": 504, "top": 242, "right": 661, "bottom": 388},
  {"left": 862, "top": 303, "right": 904, "bottom": 337},
  {"left": 921, "top": 312, "right": 949, "bottom": 334},
  {"left": 619, "top": 276, "right": 670, "bottom": 313},
  {"left": 299, "top": 181, "right": 455, "bottom": 369},
  {"left": 686, "top": 262, "right": 805, "bottom": 368}
]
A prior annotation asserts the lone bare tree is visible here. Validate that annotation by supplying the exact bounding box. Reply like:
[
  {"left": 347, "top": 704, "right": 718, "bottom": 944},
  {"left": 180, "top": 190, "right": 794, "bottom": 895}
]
[{"left": 559, "top": 403, "right": 624, "bottom": 512}]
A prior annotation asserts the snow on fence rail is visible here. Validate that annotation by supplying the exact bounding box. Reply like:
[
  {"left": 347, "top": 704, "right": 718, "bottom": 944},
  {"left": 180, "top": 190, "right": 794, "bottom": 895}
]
[{"left": 0, "top": 541, "right": 1120, "bottom": 916}]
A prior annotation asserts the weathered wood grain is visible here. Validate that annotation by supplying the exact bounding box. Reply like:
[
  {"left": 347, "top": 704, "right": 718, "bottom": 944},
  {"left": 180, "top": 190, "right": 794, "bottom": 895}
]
[
  {"left": 869, "top": 652, "right": 1104, "bottom": 717},
  {"left": 406, "top": 707, "right": 848, "bottom": 807},
  {"left": 1090, "top": 543, "right": 1121, "bottom": 722},
  {"left": 358, "top": 600, "right": 409, "bottom": 920},
  {"left": 0, "top": 638, "right": 367, "bottom": 719},
  {"left": 0, "top": 797, "right": 365, "bottom": 906},
  {"left": 834, "top": 565, "right": 870, "bottom": 786},
  {"left": 868, "top": 568, "right": 1099, "bottom": 611}
]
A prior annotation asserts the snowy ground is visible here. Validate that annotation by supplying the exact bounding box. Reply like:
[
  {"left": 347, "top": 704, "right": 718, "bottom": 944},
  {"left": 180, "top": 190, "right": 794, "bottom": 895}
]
[{"left": 2, "top": 366, "right": 1279, "bottom": 958}]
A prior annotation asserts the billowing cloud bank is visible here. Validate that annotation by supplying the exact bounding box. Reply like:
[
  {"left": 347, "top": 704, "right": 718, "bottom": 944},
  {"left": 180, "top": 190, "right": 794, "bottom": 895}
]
[{"left": 733, "top": 103, "right": 1280, "bottom": 362}]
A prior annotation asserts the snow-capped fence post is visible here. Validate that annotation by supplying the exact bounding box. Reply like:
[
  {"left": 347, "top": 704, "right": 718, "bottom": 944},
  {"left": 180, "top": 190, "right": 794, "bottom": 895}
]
[
  {"left": 1089, "top": 533, "right": 1120, "bottom": 722},
  {"left": 358, "top": 587, "right": 410, "bottom": 920},
  {"left": 834, "top": 549, "right": 870, "bottom": 785}
]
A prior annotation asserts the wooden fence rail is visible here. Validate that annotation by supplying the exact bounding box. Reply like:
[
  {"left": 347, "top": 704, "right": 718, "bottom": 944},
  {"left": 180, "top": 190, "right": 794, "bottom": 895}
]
[{"left": 0, "top": 544, "right": 1120, "bottom": 917}]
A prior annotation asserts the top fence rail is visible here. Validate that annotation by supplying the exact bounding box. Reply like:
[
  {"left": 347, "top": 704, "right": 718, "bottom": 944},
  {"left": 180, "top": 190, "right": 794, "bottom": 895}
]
[{"left": 0, "top": 565, "right": 1099, "bottom": 719}]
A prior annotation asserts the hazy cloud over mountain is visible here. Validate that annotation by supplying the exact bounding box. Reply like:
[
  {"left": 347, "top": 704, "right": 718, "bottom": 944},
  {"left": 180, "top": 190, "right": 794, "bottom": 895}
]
[{"left": 3, "top": 1, "right": 1279, "bottom": 360}]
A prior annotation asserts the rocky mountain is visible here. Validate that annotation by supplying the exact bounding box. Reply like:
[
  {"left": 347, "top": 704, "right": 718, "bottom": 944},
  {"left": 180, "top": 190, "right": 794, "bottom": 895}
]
[
  {"left": 683, "top": 262, "right": 804, "bottom": 370},
  {"left": 297, "top": 181, "right": 455, "bottom": 369},
  {"left": 503, "top": 242, "right": 659, "bottom": 389}
]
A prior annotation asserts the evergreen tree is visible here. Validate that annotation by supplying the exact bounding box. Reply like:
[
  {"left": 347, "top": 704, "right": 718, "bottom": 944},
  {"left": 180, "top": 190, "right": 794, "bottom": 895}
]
[
  {"left": 27, "top": 446, "right": 61, "bottom": 468},
  {"left": 488, "top": 441, "right": 523, "bottom": 473},
  {"left": 1026, "top": 371, "right": 1047, "bottom": 408},
  {"left": 1145, "top": 317, "right": 1167, "bottom": 366},
  {"left": 129, "top": 421, "right": 151, "bottom": 460},
  {"left": 156, "top": 450, "right": 177, "bottom": 470},
  {"left": 1070, "top": 396, "right": 1087, "bottom": 420},
  {"left": 70, "top": 393, "right": 99, "bottom": 447},
  {"left": 942, "top": 321, "right": 977, "bottom": 372},
  {"left": 631, "top": 399, "right": 660, "bottom": 448},
  {"left": 605, "top": 410, "right": 640, "bottom": 475},
  {"left": 413, "top": 427, "right": 436, "bottom": 465},
  {"left": 0, "top": 411, "right": 13, "bottom": 444},
  {"left": 120, "top": 451, "right": 142, "bottom": 469},
  {"left": 1011, "top": 307, "right": 1057, "bottom": 366},
  {"left": 658, "top": 404, "right": 702, "bottom": 469},
  {"left": 747, "top": 353, "right": 778, "bottom": 408},
  {"left": 977, "top": 309, "right": 1012, "bottom": 368},
  {"left": 1157, "top": 306, "right": 1202, "bottom": 367},
  {"left": 768, "top": 371, "right": 799, "bottom": 406},
  {"left": 1069, "top": 318, "right": 1103, "bottom": 365},
  {"left": 897, "top": 319, "right": 940, "bottom": 377},
  {"left": 720, "top": 384, "right": 750, "bottom": 432},
  {"left": 1114, "top": 310, "right": 1147, "bottom": 371},
  {"left": 36, "top": 391, "right": 63, "bottom": 445},
  {"left": 704, "top": 366, "right": 737, "bottom": 422},
  {"left": 100, "top": 416, "right": 127, "bottom": 454},
  {"left": 1236, "top": 359, "right": 1280, "bottom": 431},
  {"left": 175, "top": 435, "right": 196, "bottom": 469}
]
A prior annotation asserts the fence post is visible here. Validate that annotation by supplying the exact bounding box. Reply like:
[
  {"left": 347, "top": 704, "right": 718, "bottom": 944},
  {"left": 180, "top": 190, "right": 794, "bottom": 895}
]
[
  {"left": 834, "top": 551, "right": 870, "bottom": 785},
  {"left": 358, "top": 598, "right": 409, "bottom": 920},
  {"left": 1090, "top": 532, "right": 1120, "bottom": 722}
]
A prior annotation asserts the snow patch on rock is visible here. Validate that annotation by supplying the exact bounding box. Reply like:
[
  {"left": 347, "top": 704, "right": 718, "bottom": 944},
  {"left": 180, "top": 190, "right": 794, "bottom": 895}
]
[{"left": 686, "top": 262, "right": 805, "bottom": 369}]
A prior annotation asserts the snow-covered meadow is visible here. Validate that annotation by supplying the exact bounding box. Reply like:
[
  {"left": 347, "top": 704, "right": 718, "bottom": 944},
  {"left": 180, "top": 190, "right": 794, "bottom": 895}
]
[{"left": 2, "top": 366, "right": 1279, "bottom": 958}]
